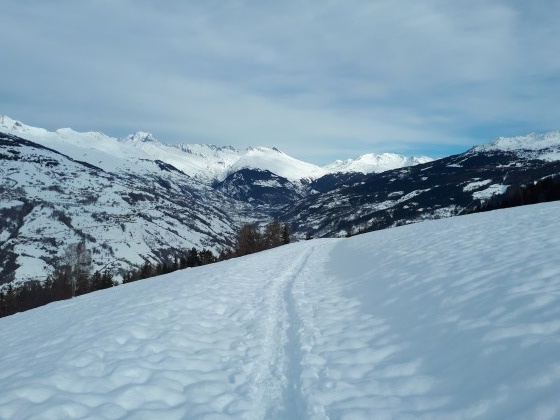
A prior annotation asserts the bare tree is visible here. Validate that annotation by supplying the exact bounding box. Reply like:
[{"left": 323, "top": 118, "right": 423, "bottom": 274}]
[
  {"left": 61, "top": 240, "right": 93, "bottom": 297},
  {"left": 235, "top": 223, "right": 262, "bottom": 256},
  {"left": 264, "top": 219, "right": 283, "bottom": 249}
]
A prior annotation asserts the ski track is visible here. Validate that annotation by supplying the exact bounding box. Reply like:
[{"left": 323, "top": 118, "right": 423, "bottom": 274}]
[
  {"left": 2, "top": 202, "right": 560, "bottom": 418},
  {"left": 244, "top": 246, "right": 314, "bottom": 419}
]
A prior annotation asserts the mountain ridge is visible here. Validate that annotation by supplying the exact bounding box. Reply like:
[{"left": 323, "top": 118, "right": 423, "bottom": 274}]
[
  {"left": 0, "top": 115, "right": 433, "bottom": 181},
  {"left": 2, "top": 115, "right": 560, "bottom": 285}
]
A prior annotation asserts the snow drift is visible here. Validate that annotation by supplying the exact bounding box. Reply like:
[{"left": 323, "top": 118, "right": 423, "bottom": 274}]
[{"left": 1, "top": 202, "right": 560, "bottom": 419}]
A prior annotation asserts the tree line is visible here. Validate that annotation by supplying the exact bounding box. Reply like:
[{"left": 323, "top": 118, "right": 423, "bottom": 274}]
[
  {"left": 218, "top": 219, "right": 291, "bottom": 259},
  {"left": 466, "top": 175, "right": 560, "bottom": 214},
  {"left": 122, "top": 247, "right": 218, "bottom": 284},
  {"left": 0, "top": 219, "right": 291, "bottom": 318}
]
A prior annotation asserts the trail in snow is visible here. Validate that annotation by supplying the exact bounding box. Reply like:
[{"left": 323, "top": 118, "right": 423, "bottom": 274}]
[
  {"left": 2, "top": 202, "right": 560, "bottom": 419},
  {"left": 243, "top": 246, "right": 314, "bottom": 419}
]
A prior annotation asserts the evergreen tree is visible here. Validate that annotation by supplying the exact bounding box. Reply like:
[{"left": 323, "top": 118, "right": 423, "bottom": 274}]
[
  {"left": 5, "top": 284, "right": 15, "bottom": 316},
  {"left": 199, "top": 249, "right": 216, "bottom": 265},
  {"left": 49, "top": 265, "right": 73, "bottom": 300},
  {"left": 139, "top": 261, "right": 154, "bottom": 279},
  {"left": 282, "top": 223, "right": 291, "bottom": 245},
  {"left": 0, "top": 290, "right": 6, "bottom": 317},
  {"left": 91, "top": 270, "right": 115, "bottom": 291},
  {"left": 186, "top": 248, "right": 201, "bottom": 267}
]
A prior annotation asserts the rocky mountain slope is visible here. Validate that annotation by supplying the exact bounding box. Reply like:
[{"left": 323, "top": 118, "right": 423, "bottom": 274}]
[
  {"left": 0, "top": 132, "right": 250, "bottom": 284},
  {"left": 1, "top": 115, "right": 559, "bottom": 284},
  {"left": 289, "top": 131, "right": 560, "bottom": 238}
]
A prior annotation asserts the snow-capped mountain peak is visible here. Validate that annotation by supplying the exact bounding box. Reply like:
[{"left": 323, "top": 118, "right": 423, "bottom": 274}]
[
  {"left": 124, "top": 131, "right": 158, "bottom": 143},
  {"left": 474, "top": 130, "right": 560, "bottom": 151},
  {"left": 2, "top": 115, "right": 560, "bottom": 286},
  {"left": 323, "top": 152, "right": 433, "bottom": 174},
  {"left": 218, "top": 146, "right": 327, "bottom": 183},
  {"left": 472, "top": 131, "right": 560, "bottom": 160},
  {"left": 0, "top": 116, "right": 434, "bottom": 183},
  {"left": 0, "top": 116, "right": 152, "bottom": 172},
  {"left": 1, "top": 115, "right": 49, "bottom": 136}
]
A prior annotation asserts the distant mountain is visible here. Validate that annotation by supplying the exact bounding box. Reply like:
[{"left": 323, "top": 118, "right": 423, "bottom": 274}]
[
  {"left": 121, "top": 133, "right": 242, "bottom": 182},
  {"left": 0, "top": 116, "right": 432, "bottom": 182},
  {"left": 1, "top": 115, "right": 559, "bottom": 285},
  {"left": 0, "top": 130, "right": 249, "bottom": 284},
  {"left": 471, "top": 131, "right": 560, "bottom": 160},
  {"left": 286, "top": 131, "right": 560, "bottom": 238},
  {"left": 324, "top": 153, "right": 432, "bottom": 174}
]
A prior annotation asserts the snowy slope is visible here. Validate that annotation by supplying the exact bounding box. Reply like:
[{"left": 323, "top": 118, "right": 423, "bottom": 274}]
[
  {"left": 121, "top": 133, "right": 243, "bottom": 181},
  {"left": 1, "top": 116, "right": 432, "bottom": 182},
  {"left": 0, "top": 116, "right": 150, "bottom": 173},
  {"left": 2, "top": 202, "right": 560, "bottom": 419},
  {"left": 323, "top": 152, "right": 433, "bottom": 174},
  {"left": 218, "top": 147, "right": 327, "bottom": 183},
  {"left": 472, "top": 130, "right": 560, "bottom": 161},
  {"left": 0, "top": 133, "right": 244, "bottom": 283}
]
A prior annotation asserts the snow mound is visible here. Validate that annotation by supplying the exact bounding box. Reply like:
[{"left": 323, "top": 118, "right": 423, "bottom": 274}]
[
  {"left": 324, "top": 153, "right": 432, "bottom": 174},
  {"left": 2, "top": 202, "right": 560, "bottom": 418}
]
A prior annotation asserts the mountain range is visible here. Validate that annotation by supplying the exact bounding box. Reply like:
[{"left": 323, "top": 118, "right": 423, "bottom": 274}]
[{"left": 1, "top": 115, "right": 559, "bottom": 284}]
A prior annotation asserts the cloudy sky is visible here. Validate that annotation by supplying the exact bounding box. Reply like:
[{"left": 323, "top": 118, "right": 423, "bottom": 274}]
[{"left": 1, "top": 0, "right": 559, "bottom": 164}]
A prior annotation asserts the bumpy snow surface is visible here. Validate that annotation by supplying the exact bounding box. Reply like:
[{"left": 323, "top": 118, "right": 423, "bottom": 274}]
[{"left": 2, "top": 202, "right": 560, "bottom": 419}]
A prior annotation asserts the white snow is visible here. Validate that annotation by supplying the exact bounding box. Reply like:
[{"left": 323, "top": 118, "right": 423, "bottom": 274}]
[
  {"left": 121, "top": 135, "right": 242, "bottom": 181},
  {"left": 324, "top": 153, "right": 432, "bottom": 174},
  {"left": 0, "top": 117, "right": 150, "bottom": 173},
  {"left": 1, "top": 116, "right": 432, "bottom": 183},
  {"left": 472, "top": 184, "right": 509, "bottom": 200},
  {"left": 2, "top": 202, "right": 560, "bottom": 418},
  {"left": 0, "top": 200, "right": 23, "bottom": 209},
  {"left": 218, "top": 147, "right": 327, "bottom": 183},
  {"left": 473, "top": 130, "right": 560, "bottom": 161},
  {"left": 463, "top": 179, "right": 492, "bottom": 192}
]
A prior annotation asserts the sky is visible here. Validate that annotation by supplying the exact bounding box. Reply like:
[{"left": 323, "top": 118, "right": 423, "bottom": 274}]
[{"left": 1, "top": 0, "right": 559, "bottom": 164}]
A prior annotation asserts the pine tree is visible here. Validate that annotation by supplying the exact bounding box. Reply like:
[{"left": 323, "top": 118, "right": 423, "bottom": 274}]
[
  {"left": 140, "top": 261, "right": 154, "bottom": 279},
  {"left": 91, "top": 270, "right": 115, "bottom": 290},
  {"left": 5, "top": 284, "right": 15, "bottom": 316},
  {"left": 0, "top": 290, "right": 6, "bottom": 317},
  {"left": 186, "top": 248, "right": 201, "bottom": 267},
  {"left": 282, "top": 223, "right": 291, "bottom": 245},
  {"left": 199, "top": 249, "right": 216, "bottom": 265},
  {"left": 218, "top": 246, "right": 235, "bottom": 261}
]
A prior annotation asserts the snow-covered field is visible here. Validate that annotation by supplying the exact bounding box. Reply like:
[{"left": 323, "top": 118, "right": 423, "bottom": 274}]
[{"left": 2, "top": 202, "right": 560, "bottom": 419}]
